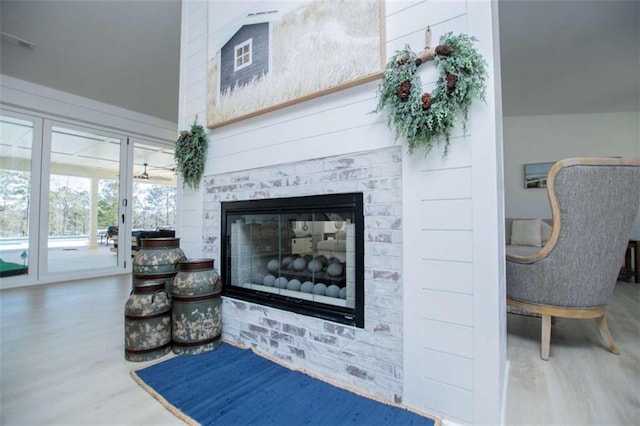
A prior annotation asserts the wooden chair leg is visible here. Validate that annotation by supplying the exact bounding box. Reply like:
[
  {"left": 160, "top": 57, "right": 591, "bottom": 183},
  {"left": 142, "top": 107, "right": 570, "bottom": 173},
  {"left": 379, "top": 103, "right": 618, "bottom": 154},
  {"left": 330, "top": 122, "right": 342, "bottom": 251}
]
[
  {"left": 595, "top": 314, "right": 620, "bottom": 355},
  {"left": 541, "top": 314, "right": 551, "bottom": 360}
]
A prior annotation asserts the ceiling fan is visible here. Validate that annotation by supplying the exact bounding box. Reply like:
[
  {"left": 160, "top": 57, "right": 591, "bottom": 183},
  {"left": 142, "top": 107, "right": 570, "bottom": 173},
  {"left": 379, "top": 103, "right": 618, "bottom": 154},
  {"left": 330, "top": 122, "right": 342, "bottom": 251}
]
[
  {"left": 133, "top": 163, "right": 177, "bottom": 182},
  {"left": 134, "top": 163, "right": 150, "bottom": 180}
]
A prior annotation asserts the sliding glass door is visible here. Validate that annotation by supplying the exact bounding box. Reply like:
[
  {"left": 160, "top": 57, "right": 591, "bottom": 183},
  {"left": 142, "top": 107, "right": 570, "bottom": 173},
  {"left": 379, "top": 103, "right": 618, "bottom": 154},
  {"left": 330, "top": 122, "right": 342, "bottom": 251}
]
[
  {"left": 131, "top": 140, "right": 177, "bottom": 234},
  {"left": 1, "top": 109, "right": 176, "bottom": 287},
  {"left": 41, "top": 121, "right": 132, "bottom": 277},
  {"left": 0, "top": 111, "right": 42, "bottom": 281},
  {"left": 1, "top": 109, "right": 133, "bottom": 286}
]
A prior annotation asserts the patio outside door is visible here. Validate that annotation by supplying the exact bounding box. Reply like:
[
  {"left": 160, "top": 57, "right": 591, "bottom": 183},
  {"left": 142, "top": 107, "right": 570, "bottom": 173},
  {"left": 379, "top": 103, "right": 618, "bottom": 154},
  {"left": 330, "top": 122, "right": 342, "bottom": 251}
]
[
  {"left": 0, "top": 110, "right": 42, "bottom": 282},
  {"left": 42, "top": 121, "right": 133, "bottom": 278},
  {"left": 0, "top": 108, "right": 134, "bottom": 287}
]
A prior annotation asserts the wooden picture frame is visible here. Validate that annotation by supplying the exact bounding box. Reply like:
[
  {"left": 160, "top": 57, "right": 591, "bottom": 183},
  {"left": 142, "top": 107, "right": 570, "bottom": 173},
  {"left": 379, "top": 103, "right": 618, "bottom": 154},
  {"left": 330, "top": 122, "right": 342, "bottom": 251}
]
[
  {"left": 524, "top": 162, "right": 554, "bottom": 189},
  {"left": 206, "top": 0, "right": 385, "bottom": 129}
]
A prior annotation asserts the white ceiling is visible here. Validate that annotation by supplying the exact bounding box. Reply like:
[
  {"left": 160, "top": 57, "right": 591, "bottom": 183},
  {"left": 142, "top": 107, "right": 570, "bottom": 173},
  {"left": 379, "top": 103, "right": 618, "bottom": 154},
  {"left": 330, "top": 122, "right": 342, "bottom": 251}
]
[
  {"left": 498, "top": 0, "right": 639, "bottom": 116},
  {"left": 0, "top": 0, "right": 638, "bottom": 121},
  {"left": 0, "top": 0, "right": 182, "bottom": 123},
  {"left": 0, "top": 115, "right": 177, "bottom": 184}
]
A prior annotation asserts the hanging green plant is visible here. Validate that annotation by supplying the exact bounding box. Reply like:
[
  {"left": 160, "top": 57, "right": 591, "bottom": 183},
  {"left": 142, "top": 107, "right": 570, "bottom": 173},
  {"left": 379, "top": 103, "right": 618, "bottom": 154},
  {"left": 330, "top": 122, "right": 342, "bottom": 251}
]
[
  {"left": 373, "top": 30, "right": 488, "bottom": 156},
  {"left": 175, "top": 120, "right": 208, "bottom": 190}
]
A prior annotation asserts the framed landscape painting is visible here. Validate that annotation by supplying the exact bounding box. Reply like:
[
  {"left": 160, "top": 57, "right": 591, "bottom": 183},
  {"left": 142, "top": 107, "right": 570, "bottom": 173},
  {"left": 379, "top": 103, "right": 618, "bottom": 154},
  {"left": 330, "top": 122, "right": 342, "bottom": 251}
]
[
  {"left": 524, "top": 162, "right": 554, "bottom": 188},
  {"left": 207, "top": 0, "right": 385, "bottom": 129}
]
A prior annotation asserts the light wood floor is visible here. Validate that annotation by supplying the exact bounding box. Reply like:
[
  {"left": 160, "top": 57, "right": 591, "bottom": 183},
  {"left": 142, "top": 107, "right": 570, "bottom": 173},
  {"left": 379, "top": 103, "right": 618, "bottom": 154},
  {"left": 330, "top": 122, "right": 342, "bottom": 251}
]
[
  {"left": 505, "top": 279, "right": 640, "bottom": 425},
  {"left": 0, "top": 275, "right": 182, "bottom": 425},
  {"left": 1, "top": 276, "right": 638, "bottom": 425}
]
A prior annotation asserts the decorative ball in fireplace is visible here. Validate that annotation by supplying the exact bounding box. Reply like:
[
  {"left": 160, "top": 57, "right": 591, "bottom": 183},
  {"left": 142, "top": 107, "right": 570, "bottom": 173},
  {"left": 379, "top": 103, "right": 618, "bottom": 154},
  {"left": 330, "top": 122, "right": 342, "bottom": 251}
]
[
  {"left": 263, "top": 275, "right": 276, "bottom": 286},
  {"left": 326, "top": 284, "right": 340, "bottom": 298},
  {"left": 275, "top": 277, "right": 288, "bottom": 289},
  {"left": 252, "top": 273, "right": 264, "bottom": 285},
  {"left": 339, "top": 287, "right": 347, "bottom": 299},
  {"left": 267, "top": 259, "right": 280, "bottom": 273},
  {"left": 327, "top": 262, "right": 343, "bottom": 277},
  {"left": 287, "top": 279, "right": 302, "bottom": 291},
  {"left": 282, "top": 256, "right": 294, "bottom": 270},
  {"left": 313, "top": 283, "right": 327, "bottom": 295},
  {"left": 301, "top": 281, "right": 314, "bottom": 293},
  {"left": 292, "top": 257, "right": 307, "bottom": 272},
  {"left": 308, "top": 259, "right": 323, "bottom": 273}
]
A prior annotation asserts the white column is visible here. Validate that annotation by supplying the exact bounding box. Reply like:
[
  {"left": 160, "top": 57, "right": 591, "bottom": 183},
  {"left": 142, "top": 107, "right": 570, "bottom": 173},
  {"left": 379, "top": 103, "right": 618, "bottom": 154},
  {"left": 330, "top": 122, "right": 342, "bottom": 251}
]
[{"left": 89, "top": 177, "right": 99, "bottom": 249}]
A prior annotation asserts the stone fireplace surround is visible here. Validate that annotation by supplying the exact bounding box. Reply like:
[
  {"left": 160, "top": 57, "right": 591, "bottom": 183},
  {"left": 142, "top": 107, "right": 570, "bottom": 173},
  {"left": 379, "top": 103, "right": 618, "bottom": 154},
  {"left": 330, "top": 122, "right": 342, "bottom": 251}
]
[{"left": 202, "top": 147, "right": 404, "bottom": 402}]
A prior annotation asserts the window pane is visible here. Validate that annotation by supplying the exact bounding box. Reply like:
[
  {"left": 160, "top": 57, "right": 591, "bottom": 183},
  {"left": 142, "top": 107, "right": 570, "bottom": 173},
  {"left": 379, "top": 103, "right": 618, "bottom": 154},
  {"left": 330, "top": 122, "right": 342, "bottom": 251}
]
[
  {"left": 0, "top": 116, "right": 33, "bottom": 278},
  {"left": 47, "top": 126, "right": 120, "bottom": 274},
  {"left": 132, "top": 182, "right": 176, "bottom": 230}
]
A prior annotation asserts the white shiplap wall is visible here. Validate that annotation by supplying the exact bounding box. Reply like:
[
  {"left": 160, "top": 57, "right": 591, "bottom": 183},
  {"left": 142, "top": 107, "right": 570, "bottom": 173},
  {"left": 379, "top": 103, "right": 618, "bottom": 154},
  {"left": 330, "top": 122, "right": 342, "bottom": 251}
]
[
  {"left": 177, "top": 1, "right": 505, "bottom": 424},
  {"left": 403, "top": 1, "right": 505, "bottom": 424},
  {"left": 176, "top": 0, "right": 209, "bottom": 258}
]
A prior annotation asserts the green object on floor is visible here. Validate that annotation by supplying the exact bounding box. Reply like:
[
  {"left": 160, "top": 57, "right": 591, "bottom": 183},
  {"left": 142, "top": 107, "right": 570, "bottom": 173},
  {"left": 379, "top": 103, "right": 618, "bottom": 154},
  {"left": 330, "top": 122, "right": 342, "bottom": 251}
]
[{"left": 0, "top": 259, "right": 28, "bottom": 277}]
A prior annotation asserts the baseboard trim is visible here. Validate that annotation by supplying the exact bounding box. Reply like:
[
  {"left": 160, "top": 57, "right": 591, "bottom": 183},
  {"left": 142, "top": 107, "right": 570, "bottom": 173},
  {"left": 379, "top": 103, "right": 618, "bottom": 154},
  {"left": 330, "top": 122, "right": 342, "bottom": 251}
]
[{"left": 500, "top": 360, "right": 510, "bottom": 425}]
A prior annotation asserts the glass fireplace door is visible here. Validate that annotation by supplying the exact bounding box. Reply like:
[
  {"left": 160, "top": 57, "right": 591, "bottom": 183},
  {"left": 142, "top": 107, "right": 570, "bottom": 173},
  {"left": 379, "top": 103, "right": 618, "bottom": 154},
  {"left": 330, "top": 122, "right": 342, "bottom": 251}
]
[{"left": 221, "top": 193, "right": 363, "bottom": 327}]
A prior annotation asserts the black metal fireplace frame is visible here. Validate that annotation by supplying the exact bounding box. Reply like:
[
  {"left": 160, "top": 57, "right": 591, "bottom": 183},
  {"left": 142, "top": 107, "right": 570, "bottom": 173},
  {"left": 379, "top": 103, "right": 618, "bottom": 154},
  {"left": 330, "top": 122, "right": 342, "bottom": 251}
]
[{"left": 220, "top": 193, "right": 364, "bottom": 328}]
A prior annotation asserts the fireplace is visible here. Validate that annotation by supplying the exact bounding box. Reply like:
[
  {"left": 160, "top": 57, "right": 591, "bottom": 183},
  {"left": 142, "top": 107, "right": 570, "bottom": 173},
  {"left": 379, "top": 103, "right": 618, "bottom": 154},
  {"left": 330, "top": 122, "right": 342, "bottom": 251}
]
[{"left": 221, "top": 193, "right": 364, "bottom": 327}]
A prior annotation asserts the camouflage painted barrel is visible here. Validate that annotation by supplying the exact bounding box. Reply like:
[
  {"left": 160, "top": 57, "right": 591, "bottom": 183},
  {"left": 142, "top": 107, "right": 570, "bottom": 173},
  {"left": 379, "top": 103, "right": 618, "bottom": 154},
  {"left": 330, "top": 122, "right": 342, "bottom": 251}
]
[
  {"left": 133, "top": 272, "right": 175, "bottom": 297},
  {"left": 133, "top": 237, "right": 185, "bottom": 276},
  {"left": 124, "top": 278, "right": 172, "bottom": 362},
  {"left": 171, "top": 258, "right": 222, "bottom": 355}
]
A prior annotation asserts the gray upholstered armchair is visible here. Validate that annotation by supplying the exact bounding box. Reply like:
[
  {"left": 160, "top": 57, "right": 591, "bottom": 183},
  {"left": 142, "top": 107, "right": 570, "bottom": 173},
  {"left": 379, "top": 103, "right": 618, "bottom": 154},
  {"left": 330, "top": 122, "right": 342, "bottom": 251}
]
[{"left": 506, "top": 158, "right": 640, "bottom": 360}]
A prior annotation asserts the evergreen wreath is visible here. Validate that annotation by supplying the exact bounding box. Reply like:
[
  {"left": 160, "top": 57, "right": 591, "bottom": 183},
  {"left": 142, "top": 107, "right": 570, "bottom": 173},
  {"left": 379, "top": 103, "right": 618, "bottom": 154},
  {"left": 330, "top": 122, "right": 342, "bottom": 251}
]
[
  {"left": 175, "top": 120, "right": 208, "bottom": 190},
  {"left": 374, "top": 31, "right": 488, "bottom": 156}
]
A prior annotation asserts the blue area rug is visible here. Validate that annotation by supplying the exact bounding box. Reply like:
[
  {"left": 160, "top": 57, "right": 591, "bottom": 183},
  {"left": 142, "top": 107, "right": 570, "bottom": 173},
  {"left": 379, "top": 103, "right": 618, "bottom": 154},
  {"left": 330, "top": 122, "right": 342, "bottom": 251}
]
[{"left": 131, "top": 343, "right": 438, "bottom": 426}]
